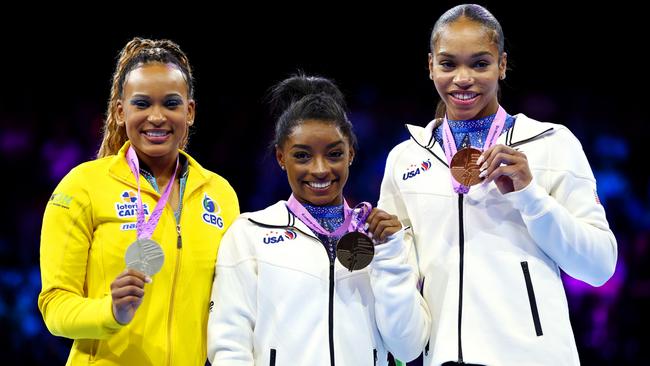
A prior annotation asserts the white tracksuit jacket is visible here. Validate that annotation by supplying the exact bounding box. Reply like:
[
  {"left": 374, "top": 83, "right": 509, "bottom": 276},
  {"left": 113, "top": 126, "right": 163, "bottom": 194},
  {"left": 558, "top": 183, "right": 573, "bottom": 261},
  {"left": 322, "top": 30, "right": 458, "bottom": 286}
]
[
  {"left": 377, "top": 113, "right": 617, "bottom": 366},
  {"left": 207, "top": 201, "right": 430, "bottom": 365}
]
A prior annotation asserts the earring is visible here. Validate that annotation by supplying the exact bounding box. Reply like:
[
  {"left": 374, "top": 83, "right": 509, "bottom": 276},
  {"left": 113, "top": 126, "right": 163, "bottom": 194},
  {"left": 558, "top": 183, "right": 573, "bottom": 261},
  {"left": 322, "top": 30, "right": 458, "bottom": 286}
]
[
  {"left": 500, "top": 74, "right": 506, "bottom": 80},
  {"left": 349, "top": 160, "right": 353, "bottom": 166},
  {"left": 280, "top": 165, "right": 286, "bottom": 171}
]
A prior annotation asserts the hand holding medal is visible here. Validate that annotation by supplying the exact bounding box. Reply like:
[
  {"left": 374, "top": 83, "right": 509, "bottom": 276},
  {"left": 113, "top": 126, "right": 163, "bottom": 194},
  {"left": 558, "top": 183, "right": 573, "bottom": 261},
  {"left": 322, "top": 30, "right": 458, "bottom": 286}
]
[
  {"left": 338, "top": 207, "right": 405, "bottom": 271},
  {"left": 364, "top": 208, "right": 403, "bottom": 243},
  {"left": 123, "top": 146, "right": 174, "bottom": 277},
  {"left": 111, "top": 146, "right": 177, "bottom": 325},
  {"left": 336, "top": 203, "right": 374, "bottom": 272},
  {"left": 287, "top": 195, "right": 378, "bottom": 272},
  {"left": 476, "top": 144, "right": 532, "bottom": 194},
  {"left": 443, "top": 106, "right": 512, "bottom": 194}
]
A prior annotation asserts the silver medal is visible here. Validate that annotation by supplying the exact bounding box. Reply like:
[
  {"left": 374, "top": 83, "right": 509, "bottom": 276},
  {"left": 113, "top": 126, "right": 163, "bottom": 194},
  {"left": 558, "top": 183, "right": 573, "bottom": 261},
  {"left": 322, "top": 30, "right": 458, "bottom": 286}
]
[{"left": 125, "top": 238, "right": 165, "bottom": 276}]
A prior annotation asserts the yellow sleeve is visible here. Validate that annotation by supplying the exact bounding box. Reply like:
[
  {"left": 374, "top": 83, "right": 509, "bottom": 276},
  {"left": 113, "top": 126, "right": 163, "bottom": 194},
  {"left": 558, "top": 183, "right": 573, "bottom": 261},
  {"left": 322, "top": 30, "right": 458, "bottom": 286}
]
[{"left": 38, "top": 166, "right": 123, "bottom": 339}]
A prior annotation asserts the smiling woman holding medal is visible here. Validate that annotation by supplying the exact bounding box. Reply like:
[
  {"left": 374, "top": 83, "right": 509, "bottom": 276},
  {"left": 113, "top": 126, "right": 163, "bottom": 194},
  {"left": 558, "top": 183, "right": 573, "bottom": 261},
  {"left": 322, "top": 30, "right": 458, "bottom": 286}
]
[
  {"left": 377, "top": 4, "right": 618, "bottom": 366},
  {"left": 207, "top": 73, "right": 430, "bottom": 365},
  {"left": 38, "top": 37, "right": 239, "bottom": 365}
]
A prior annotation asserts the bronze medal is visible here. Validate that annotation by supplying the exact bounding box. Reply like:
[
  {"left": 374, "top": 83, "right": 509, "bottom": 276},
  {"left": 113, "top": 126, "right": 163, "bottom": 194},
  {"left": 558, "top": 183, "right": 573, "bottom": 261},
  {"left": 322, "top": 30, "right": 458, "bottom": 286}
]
[
  {"left": 336, "top": 232, "right": 374, "bottom": 271},
  {"left": 449, "top": 147, "right": 482, "bottom": 187}
]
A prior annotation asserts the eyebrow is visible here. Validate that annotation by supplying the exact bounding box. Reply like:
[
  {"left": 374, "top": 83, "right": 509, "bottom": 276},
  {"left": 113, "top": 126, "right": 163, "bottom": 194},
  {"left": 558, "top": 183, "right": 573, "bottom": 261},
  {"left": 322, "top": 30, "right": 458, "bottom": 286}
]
[
  {"left": 290, "top": 140, "right": 344, "bottom": 150},
  {"left": 130, "top": 93, "right": 183, "bottom": 99},
  {"left": 437, "top": 51, "right": 493, "bottom": 58}
]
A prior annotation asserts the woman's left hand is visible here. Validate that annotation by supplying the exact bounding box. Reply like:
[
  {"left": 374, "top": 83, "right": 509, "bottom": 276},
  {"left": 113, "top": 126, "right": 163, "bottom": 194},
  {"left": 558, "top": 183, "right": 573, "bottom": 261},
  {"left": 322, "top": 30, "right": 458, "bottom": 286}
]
[
  {"left": 365, "top": 208, "right": 402, "bottom": 244},
  {"left": 477, "top": 144, "right": 532, "bottom": 194}
]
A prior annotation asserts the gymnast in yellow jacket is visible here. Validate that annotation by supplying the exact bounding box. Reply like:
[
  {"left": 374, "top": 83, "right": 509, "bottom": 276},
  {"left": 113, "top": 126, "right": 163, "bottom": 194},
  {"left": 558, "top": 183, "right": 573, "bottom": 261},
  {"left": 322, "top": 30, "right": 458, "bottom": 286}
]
[{"left": 38, "top": 37, "right": 239, "bottom": 366}]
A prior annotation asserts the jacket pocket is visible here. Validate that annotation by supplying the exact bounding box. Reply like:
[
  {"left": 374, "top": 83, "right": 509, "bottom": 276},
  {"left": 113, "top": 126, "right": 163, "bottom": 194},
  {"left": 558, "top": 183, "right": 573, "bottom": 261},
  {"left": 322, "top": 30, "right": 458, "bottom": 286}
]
[
  {"left": 269, "top": 348, "right": 276, "bottom": 366},
  {"left": 420, "top": 277, "right": 430, "bottom": 355},
  {"left": 521, "top": 261, "right": 543, "bottom": 336}
]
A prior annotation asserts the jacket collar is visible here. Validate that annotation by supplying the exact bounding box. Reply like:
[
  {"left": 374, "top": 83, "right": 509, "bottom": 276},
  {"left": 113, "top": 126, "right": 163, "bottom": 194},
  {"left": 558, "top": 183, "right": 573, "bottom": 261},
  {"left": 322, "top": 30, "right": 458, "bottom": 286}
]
[
  {"left": 246, "top": 200, "right": 320, "bottom": 241},
  {"left": 405, "top": 113, "right": 555, "bottom": 167},
  {"left": 108, "top": 141, "right": 210, "bottom": 197}
]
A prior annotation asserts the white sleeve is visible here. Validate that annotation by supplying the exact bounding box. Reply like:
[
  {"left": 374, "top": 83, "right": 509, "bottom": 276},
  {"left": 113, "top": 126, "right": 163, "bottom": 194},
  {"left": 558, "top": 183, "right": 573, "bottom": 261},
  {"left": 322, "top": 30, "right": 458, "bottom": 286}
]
[
  {"left": 207, "top": 218, "right": 257, "bottom": 365},
  {"left": 504, "top": 127, "right": 617, "bottom": 286},
  {"left": 372, "top": 147, "right": 431, "bottom": 362}
]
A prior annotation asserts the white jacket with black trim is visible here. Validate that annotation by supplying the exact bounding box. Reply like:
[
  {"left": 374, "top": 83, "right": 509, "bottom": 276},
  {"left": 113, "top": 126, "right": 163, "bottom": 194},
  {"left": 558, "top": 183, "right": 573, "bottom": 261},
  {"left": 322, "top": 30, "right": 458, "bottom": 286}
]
[
  {"left": 377, "top": 113, "right": 617, "bottom": 366},
  {"left": 207, "top": 200, "right": 430, "bottom": 365}
]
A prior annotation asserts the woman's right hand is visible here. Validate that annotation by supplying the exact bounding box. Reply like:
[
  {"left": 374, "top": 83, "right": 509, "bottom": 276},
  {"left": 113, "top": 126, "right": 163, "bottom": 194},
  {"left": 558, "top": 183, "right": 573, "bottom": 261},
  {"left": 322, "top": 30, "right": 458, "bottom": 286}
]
[
  {"left": 110, "top": 269, "right": 151, "bottom": 325},
  {"left": 366, "top": 208, "right": 402, "bottom": 244}
]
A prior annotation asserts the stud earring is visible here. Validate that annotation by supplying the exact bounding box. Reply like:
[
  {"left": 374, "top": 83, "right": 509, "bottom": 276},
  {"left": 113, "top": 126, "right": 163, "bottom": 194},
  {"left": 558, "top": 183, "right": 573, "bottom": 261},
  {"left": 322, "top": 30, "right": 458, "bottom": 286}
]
[{"left": 280, "top": 165, "right": 286, "bottom": 171}]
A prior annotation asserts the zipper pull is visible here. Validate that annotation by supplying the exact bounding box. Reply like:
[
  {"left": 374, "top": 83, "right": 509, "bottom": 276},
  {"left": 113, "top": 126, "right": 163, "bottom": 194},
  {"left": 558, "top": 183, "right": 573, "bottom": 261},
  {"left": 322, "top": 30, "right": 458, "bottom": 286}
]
[{"left": 176, "top": 224, "right": 182, "bottom": 248}]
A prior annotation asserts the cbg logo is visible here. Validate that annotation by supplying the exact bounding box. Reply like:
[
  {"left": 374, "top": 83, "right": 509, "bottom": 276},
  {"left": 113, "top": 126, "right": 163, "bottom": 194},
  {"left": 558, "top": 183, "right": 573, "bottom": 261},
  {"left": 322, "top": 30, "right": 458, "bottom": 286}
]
[
  {"left": 263, "top": 229, "right": 298, "bottom": 244},
  {"left": 402, "top": 160, "right": 432, "bottom": 180},
  {"left": 202, "top": 194, "right": 224, "bottom": 229}
]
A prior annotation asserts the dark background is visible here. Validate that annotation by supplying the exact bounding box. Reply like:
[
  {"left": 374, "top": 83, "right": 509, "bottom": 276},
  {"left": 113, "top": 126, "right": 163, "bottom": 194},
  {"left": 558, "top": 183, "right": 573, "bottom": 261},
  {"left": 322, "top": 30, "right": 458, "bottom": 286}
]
[{"left": 1, "top": 3, "right": 647, "bottom": 364}]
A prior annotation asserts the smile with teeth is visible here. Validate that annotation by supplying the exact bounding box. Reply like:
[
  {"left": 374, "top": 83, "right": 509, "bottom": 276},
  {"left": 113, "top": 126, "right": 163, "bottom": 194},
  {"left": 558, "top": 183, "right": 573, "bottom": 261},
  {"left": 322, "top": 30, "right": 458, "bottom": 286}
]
[
  {"left": 143, "top": 130, "right": 170, "bottom": 137},
  {"left": 307, "top": 181, "right": 332, "bottom": 189},
  {"left": 451, "top": 92, "right": 478, "bottom": 100}
]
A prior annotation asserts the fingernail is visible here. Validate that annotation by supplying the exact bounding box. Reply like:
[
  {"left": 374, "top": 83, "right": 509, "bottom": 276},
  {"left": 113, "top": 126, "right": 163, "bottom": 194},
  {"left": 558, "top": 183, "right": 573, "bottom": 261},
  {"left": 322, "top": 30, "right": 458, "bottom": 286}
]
[
  {"left": 478, "top": 170, "right": 488, "bottom": 179},
  {"left": 480, "top": 162, "right": 487, "bottom": 171},
  {"left": 476, "top": 155, "right": 484, "bottom": 165},
  {"left": 363, "top": 222, "right": 369, "bottom": 231},
  {"left": 145, "top": 276, "right": 153, "bottom": 283},
  {"left": 368, "top": 232, "right": 374, "bottom": 239}
]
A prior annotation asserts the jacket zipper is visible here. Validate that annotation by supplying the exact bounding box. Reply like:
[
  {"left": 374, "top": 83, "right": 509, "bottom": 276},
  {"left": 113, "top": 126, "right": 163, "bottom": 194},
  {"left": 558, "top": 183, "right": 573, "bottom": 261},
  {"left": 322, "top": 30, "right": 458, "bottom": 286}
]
[
  {"left": 373, "top": 348, "right": 378, "bottom": 365},
  {"left": 457, "top": 194, "right": 465, "bottom": 363},
  {"left": 249, "top": 215, "right": 336, "bottom": 365},
  {"left": 166, "top": 223, "right": 183, "bottom": 365},
  {"left": 521, "top": 261, "right": 543, "bottom": 336},
  {"left": 269, "top": 348, "right": 276, "bottom": 366},
  {"left": 298, "top": 227, "right": 337, "bottom": 366},
  {"left": 406, "top": 121, "right": 553, "bottom": 363},
  {"left": 328, "top": 256, "right": 336, "bottom": 366}
]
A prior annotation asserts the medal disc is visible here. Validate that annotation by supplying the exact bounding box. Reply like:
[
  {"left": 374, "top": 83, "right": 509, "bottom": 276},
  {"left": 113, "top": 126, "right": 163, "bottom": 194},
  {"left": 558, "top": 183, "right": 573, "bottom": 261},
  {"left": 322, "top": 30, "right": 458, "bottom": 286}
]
[
  {"left": 336, "top": 232, "right": 374, "bottom": 271},
  {"left": 450, "top": 147, "right": 483, "bottom": 187},
  {"left": 125, "top": 238, "right": 165, "bottom": 276}
]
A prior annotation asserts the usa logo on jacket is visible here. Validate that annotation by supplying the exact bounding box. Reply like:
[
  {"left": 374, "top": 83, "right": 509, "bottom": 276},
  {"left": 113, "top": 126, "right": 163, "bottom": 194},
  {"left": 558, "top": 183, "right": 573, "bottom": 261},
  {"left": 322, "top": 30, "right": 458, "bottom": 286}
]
[
  {"left": 263, "top": 229, "right": 298, "bottom": 244},
  {"left": 402, "top": 160, "right": 432, "bottom": 181}
]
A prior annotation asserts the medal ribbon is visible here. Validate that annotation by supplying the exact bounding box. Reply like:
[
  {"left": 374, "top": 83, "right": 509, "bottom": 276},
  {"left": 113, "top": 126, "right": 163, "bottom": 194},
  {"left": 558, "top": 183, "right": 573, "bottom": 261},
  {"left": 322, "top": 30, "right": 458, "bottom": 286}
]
[
  {"left": 126, "top": 146, "right": 178, "bottom": 240},
  {"left": 441, "top": 105, "right": 507, "bottom": 193},
  {"left": 286, "top": 194, "right": 372, "bottom": 237}
]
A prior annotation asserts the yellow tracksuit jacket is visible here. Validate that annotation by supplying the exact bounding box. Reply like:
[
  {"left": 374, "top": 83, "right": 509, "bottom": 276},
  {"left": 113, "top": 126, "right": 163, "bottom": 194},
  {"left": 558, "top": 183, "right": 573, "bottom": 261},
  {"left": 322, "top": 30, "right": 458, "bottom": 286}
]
[{"left": 38, "top": 142, "right": 239, "bottom": 365}]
